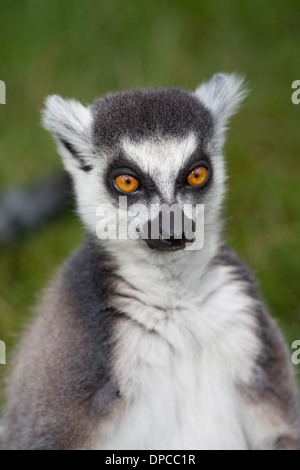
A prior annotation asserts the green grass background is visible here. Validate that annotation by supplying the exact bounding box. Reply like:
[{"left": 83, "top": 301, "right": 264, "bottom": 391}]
[{"left": 0, "top": 0, "right": 300, "bottom": 405}]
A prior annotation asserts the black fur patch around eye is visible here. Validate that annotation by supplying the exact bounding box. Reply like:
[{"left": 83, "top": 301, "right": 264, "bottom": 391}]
[
  {"left": 104, "top": 152, "right": 160, "bottom": 203},
  {"left": 60, "top": 139, "right": 93, "bottom": 173},
  {"left": 177, "top": 151, "right": 212, "bottom": 186}
]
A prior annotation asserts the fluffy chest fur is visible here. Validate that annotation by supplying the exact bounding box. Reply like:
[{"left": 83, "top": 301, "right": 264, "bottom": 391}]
[{"left": 92, "top": 250, "right": 259, "bottom": 450}]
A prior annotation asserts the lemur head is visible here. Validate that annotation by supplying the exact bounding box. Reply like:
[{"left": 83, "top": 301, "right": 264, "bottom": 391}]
[{"left": 43, "top": 73, "right": 246, "bottom": 255}]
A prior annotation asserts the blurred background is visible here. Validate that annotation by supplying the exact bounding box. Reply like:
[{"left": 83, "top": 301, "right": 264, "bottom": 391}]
[{"left": 0, "top": 0, "right": 300, "bottom": 405}]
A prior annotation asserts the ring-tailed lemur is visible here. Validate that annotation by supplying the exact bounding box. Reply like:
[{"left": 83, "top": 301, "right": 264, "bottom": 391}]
[{"left": 1, "top": 73, "right": 300, "bottom": 450}]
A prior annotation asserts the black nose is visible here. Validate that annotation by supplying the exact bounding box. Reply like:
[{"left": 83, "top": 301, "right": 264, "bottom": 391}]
[
  {"left": 142, "top": 208, "right": 192, "bottom": 251},
  {"left": 160, "top": 212, "right": 187, "bottom": 247},
  {"left": 161, "top": 233, "right": 187, "bottom": 248},
  {"left": 145, "top": 234, "right": 187, "bottom": 251}
]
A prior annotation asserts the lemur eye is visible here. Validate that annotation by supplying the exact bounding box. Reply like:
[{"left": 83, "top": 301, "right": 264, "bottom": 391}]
[
  {"left": 114, "top": 174, "right": 139, "bottom": 193},
  {"left": 187, "top": 167, "right": 208, "bottom": 187}
]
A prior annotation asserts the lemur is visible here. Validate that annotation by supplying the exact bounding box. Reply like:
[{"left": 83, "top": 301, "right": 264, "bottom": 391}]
[{"left": 1, "top": 73, "right": 300, "bottom": 450}]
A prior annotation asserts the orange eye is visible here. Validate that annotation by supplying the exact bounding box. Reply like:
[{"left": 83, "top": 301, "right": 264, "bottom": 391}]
[
  {"left": 114, "top": 174, "right": 139, "bottom": 193},
  {"left": 187, "top": 167, "right": 208, "bottom": 187}
]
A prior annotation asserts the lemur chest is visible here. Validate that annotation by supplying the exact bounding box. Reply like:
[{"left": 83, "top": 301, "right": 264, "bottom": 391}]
[{"left": 94, "top": 284, "right": 256, "bottom": 450}]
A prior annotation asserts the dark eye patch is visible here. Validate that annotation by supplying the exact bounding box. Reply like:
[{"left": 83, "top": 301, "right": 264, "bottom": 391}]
[
  {"left": 104, "top": 152, "right": 159, "bottom": 201},
  {"left": 175, "top": 151, "right": 212, "bottom": 191}
]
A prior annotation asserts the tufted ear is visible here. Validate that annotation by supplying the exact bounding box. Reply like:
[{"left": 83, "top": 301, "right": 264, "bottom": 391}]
[
  {"left": 42, "top": 95, "right": 95, "bottom": 173},
  {"left": 194, "top": 73, "right": 247, "bottom": 147}
]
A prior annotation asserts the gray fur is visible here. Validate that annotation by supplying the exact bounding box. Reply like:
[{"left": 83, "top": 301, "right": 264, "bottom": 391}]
[
  {"left": 2, "top": 78, "right": 300, "bottom": 450},
  {"left": 92, "top": 88, "right": 214, "bottom": 147},
  {"left": 213, "top": 244, "right": 261, "bottom": 300},
  {"left": 251, "top": 308, "right": 300, "bottom": 446},
  {"left": 215, "top": 246, "right": 300, "bottom": 448},
  {"left": 2, "top": 240, "right": 121, "bottom": 450}
]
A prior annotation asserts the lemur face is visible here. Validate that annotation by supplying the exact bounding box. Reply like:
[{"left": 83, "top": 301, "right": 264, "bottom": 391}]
[{"left": 43, "top": 74, "right": 246, "bottom": 253}]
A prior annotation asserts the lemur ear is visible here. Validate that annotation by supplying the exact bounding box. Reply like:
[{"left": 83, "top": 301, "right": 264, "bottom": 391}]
[
  {"left": 194, "top": 73, "right": 247, "bottom": 146},
  {"left": 42, "top": 95, "right": 94, "bottom": 173}
]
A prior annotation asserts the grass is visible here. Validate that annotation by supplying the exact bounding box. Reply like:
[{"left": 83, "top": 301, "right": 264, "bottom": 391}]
[{"left": 0, "top": 0, "right": 300, "bottom": 404}]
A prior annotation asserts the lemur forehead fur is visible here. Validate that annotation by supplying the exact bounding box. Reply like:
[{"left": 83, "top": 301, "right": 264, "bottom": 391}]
[
  {"left": 91, "top": 87, "right": 214, "bottom": 145},
  {"left": 1, "top": 73, "right": 300, "bottom": 450}
]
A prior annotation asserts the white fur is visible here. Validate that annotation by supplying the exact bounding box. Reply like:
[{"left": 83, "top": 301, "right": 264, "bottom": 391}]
[
  {"left": 75, "top": 134, "right": 203, "bottom": 238},
  {"left": 42, "top": 95, "right": 94, "bottom": 173},
  {"left": 120, "top": 134, "right": 225, "bottom": 249},
  {"left": 91, "top": 251, "right": 260, "bottom": 450},
  {"left": 194, "top": 73, "right": 247, "bottom": 149},
  {"left": 61, "top": 131, "right": 225, "bottom": 261},
  {"left": 122, "top": 134, "right": 198, "bottom": 203}
]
